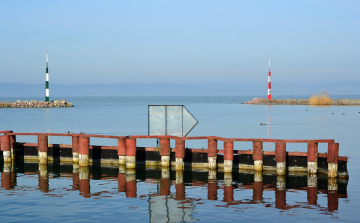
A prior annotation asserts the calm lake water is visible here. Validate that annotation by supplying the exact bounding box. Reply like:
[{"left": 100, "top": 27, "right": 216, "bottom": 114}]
[{"left": 0, "top": 96, "right": 359, "bottom": 222}]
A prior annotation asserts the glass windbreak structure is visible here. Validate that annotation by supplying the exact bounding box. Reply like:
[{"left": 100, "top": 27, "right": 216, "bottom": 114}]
[{"left": 148, "top": 105, "right": 198, "bottom": 137}]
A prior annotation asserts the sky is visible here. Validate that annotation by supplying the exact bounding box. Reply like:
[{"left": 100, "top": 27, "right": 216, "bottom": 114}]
[{"left": 0, "top": 0, "right": 359, "bottom": 85}]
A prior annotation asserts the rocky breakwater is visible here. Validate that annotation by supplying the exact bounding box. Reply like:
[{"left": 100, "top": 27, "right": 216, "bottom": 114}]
[
  {"left": 0, "top": 100, "right": 74, "bottom": 108},
  {"left": 243, "top": 98, "right": 360, "bottom": 105},
  {"left": 243, "top": 98, "right": 309, "bottom": 105}
]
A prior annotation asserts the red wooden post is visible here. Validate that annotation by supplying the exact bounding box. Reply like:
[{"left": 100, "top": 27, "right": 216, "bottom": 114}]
[
  {"left": 175, "top": 139, "right": 185, "bottom": 170},
  {"left": 159, "top": 138, "right": 170, "bottom": 167},
  {"left": 307, "top": 142, "right": 318, "bottom": 174},
  {"left": 1, "top": 135, "right": 11, "bottom": 163},
  {"left": 72, "top": 136, "right": 79, "bottom": 163},
  {"left": 208, "top": 138, "right": 217, "bottom": 169},
  {"left": 38, "top": 134, "right": 48, "bottom": 165},
  {"left": 9, "top": 133, "right": 16, "bottom": 160},
  {"left": 79, "top": 136, "right": 89, "bottom": 166},
  {"left": 125, "top": 138, "right": 136, "bottom": 168},
  {"left": 275, "top": 142, "right": 286, "bottom": 175},
  {"left": 253, "top": 141, "right": 263, "bottom": 171},
  {"left": 224, "top": 141, "right": 233, "bottom": 172},
  {"left": 117, "top": 138, "right": 126, "bottom": 165},
  {"left": 327, "top": 142, "right": 339, "bottom": 177}
]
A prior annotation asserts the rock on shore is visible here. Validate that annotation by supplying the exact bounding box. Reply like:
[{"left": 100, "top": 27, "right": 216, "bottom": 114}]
[{"left": 0, "top": 100, "right": 74, "bottom": 108}]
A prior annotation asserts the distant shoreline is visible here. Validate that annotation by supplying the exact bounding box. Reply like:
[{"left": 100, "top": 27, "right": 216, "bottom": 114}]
[
  {"left": 243, "top": 98, "right": 360, "bottom": 105},
  {"left": 0, "top": 100, "right": 74, "bottom": 108}
]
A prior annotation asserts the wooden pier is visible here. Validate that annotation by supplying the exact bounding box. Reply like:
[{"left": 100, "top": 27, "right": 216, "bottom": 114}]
[{"left": 0, "top": 130, "right": 349, "bottom": 178}]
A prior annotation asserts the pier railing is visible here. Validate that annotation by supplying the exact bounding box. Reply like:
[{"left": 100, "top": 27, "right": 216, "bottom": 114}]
[{"left": 0, "top": 130, "right": 348, "bottom": 178}]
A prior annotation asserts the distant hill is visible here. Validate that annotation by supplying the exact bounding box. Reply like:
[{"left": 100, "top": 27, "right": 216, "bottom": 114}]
[{"left": 1, "top": 82, "right": 360, "bottom": 97}]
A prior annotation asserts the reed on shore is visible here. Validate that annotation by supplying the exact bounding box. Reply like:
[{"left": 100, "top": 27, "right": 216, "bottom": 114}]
[{"left": 309, "top": 92, "right": 331, "bottom": 105}]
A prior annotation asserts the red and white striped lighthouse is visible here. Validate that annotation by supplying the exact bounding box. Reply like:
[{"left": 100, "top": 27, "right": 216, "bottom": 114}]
[{"left": 268, "top": 57, "right": 272, "bottom": 100}]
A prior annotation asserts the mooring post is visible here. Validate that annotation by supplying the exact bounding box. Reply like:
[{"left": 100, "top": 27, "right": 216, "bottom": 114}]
[
  {"left": 159, "top": 138, "right": 171, "bottom": 168},
  {"left": 307, "top": 142, "right": 318, "bottom": 174},
  {"left": 9, "top": 132, "right": 16, "bottom": 160},
  {"left": 1, "top": 134, "right": 11, "bottom": 163},
  {"left": 79, "top": 136, "right": 90, "bottom": 167},
  {"left": 72, "top": 136, "right": 79, "bottom": 163},
  {"left": 175, "top": 139, "right": 185, "bottom": 171},
  {"left": 38, "top": 134, "right": 48, "bottom": 165},
  {"left": 125, "top": 137, "right": 136, "bottom": 169},
  {"left": 117, "top": 138, "right": 126, "bottom": 165},
  {"left": 327, "top": 142, "right": 339, "bottom": 178},
  {"left": 223, "top": 140, "right": 233, "bottom": 172},
  {"left": 208, "top": 138, "right": 217, "bottom": 170},
  {"left": 221, "top": 138, "right": 234, "bottom": 201},
  {"left": 253, "top": 141, "right": 263, "bottom": 171},
  {"left": 275, "top": 142, "right": 286, "bottom": 175}
]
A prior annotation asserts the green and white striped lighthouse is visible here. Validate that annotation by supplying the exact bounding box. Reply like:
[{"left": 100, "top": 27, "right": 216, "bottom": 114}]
[{"left": 45, "top": 51, "right": 49, "bottom": 102}]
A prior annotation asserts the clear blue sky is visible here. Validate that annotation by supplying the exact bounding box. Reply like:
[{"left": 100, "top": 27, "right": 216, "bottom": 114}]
[{"left": 0, "top": 0, "right": 359, "bottom": 85}]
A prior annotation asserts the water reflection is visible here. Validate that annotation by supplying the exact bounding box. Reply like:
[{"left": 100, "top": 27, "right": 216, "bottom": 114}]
[
  {"left": 1, "top": 163, "right": 15, "bottom": 190},
  {"left": 0, "top": 162, "right": 348, "bottom": 220},
  {"left": 38, "top": 164, "right": 49, "bottom": 193}
]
